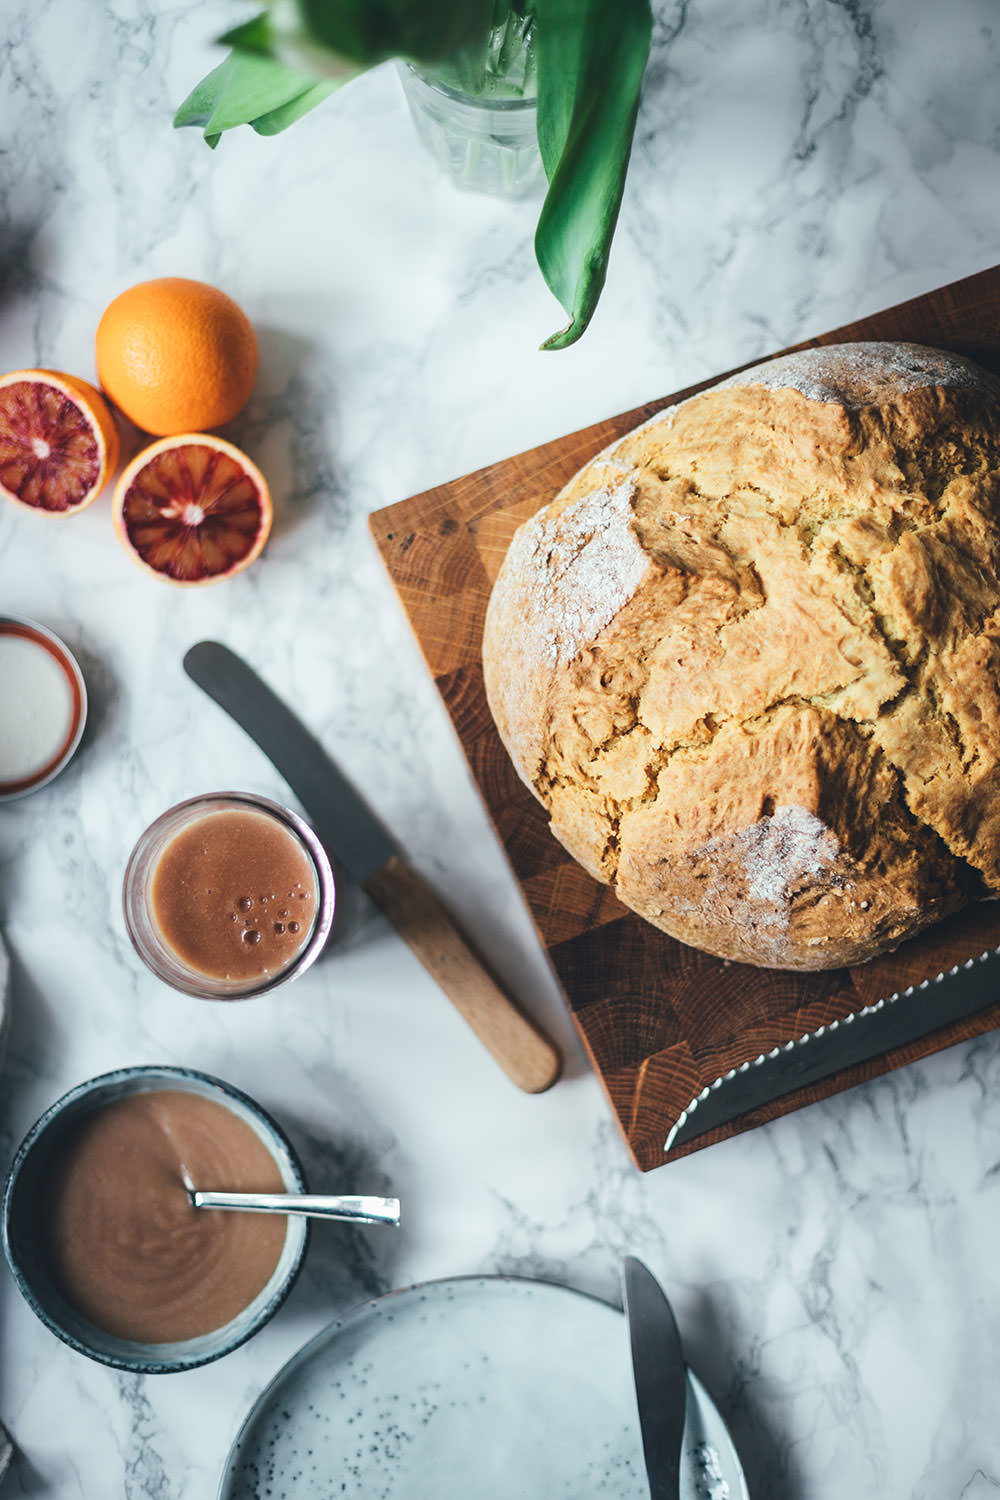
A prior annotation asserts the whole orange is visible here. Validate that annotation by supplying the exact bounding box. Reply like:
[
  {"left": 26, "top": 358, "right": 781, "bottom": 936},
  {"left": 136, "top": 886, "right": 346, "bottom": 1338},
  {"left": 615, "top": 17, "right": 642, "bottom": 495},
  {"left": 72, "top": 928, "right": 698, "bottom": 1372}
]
[{"left": 95, "top": 277, "right": 259, "bottom": 436}]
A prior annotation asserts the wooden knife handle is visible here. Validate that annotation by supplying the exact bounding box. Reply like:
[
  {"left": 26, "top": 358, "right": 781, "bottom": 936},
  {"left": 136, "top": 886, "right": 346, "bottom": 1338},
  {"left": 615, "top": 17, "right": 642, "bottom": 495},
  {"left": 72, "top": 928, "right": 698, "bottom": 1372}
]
[{"left": 363, "top": 856, "right": 561, "bottom": 1094}]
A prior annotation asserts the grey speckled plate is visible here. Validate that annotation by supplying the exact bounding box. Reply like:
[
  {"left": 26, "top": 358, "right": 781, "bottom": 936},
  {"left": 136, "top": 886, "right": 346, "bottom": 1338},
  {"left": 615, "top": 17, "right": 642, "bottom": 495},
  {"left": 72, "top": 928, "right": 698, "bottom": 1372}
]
[{"left": 218, "top": 1275, "right": 748, "bottom": 1500}]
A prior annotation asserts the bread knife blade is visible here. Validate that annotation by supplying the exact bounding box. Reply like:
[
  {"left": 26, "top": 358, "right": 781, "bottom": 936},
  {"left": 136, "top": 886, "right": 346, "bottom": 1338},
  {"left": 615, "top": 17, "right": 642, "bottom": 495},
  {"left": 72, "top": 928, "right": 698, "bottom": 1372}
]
[
  {"left": 622, "top": 1256, "right": 687, "bottom": 1500},
  {"left": 182, "top": 641, "right": 561, "bottom": 1094},
  {"left": 665, "top": 942, "right": 1000, "bottom": 1153}
]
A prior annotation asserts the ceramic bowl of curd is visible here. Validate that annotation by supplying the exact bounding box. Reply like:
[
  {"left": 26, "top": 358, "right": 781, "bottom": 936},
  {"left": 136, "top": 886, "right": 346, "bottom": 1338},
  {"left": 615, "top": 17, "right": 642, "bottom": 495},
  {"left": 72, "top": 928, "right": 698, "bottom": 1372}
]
[{"left": 1, "top": 1065, "right": 309, "bottom": 1372}]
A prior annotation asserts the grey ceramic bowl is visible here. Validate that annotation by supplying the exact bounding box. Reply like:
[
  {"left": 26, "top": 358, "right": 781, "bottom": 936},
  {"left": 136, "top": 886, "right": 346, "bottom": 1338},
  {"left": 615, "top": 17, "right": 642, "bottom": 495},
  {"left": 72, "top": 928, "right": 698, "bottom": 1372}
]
[{"left": 1, "top": 1065, "right": 309, "bottom": 1373}]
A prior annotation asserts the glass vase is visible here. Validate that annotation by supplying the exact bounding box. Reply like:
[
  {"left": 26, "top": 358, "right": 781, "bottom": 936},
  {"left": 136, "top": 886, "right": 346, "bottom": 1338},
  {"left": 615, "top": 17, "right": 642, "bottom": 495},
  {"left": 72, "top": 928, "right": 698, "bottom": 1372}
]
[{"left": 397, "top": 56, "right": 542, "bottom": 200}]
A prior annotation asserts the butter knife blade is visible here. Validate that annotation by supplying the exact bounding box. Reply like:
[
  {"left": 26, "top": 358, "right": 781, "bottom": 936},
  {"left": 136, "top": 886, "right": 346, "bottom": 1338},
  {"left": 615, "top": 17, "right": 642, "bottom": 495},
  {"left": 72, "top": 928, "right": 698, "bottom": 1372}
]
[
  {"left": 183, "top": 640, "right": 395, "bottom": 885},
  {"left": 666, "top": 943, "right": 1000, "bottom": 1153},
  {"left": 622, "top": 1256, "right": 687, "bottom": 1500},
  {"left": 182, "top": 641, "right": 561, "bottom": 1094}
]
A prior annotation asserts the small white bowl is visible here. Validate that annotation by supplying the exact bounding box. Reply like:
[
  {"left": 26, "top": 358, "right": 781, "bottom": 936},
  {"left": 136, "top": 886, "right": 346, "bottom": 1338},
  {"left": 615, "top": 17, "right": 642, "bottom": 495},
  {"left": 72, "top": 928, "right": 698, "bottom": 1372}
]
[{"left": 0, "top": 615, "right": 87, "bottom": 800}]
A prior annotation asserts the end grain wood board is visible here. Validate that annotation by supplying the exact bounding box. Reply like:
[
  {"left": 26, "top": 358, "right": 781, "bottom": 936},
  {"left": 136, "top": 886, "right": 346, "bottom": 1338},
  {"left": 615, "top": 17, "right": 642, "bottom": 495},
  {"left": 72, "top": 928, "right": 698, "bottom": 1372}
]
[{"left": 370, "top": 264, "right": 1000, "bottom": 1172}]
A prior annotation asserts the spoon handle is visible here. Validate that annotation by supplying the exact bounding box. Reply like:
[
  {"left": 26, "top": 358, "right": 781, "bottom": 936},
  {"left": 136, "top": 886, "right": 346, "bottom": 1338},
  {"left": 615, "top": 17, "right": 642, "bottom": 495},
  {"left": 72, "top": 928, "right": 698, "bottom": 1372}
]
[{"left": 192, "top": 1191, "right": 401, "bottom": 1225}]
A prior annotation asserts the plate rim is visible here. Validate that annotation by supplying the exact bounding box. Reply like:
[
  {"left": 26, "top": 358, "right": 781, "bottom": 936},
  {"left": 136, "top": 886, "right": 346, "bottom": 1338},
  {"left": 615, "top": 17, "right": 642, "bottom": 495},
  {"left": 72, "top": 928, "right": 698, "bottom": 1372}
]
[{"left": 217, "top": 1270, "right": 749, "bottom": 1500}]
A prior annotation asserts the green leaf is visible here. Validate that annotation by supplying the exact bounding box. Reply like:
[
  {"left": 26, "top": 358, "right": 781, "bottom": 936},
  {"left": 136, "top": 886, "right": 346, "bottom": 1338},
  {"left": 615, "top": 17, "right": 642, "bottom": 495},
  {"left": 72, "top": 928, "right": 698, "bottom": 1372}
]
[
  {"left": 175, "top": 0, "right": 649, "bottom": 349},
  {"left": 248, "top": 79, "right": 339, "bottom": 135},
  {"left": 173, "top": 49, "right": 343, "bottom": 145},
  {"left": 176, "top": 1, "right": 499, "bottom": 145},
  {"left": 287, "top": 0, "right": 495, "bottom": 69},
  {"left": 533, "top": 0, "right": 652, "bottom": 349},
  {"left": 218, "top": 14, "right": 275, "bottom": 53}
]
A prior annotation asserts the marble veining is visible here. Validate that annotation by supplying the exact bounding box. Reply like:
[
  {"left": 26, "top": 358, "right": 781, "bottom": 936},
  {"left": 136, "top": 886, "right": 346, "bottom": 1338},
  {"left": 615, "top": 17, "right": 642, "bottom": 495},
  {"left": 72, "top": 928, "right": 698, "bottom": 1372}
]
[{"left": 2, "top": 0, "right": 1000, "bottom": 1496}]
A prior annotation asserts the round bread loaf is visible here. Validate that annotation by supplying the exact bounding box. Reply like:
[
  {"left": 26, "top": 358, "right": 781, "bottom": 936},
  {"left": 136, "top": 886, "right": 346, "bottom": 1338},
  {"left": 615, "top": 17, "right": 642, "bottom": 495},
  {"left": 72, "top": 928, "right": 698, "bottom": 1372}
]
[{"left": 482, "top": 342, "right": 1000, "bottom": 970}]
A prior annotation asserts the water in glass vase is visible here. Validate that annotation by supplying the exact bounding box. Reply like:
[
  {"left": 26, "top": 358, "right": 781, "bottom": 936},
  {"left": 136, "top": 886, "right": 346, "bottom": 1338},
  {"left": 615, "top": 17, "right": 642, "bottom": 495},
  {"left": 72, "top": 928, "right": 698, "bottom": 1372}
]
[{"left": 398, "top": 15, "right": 542, "bottom": 198}]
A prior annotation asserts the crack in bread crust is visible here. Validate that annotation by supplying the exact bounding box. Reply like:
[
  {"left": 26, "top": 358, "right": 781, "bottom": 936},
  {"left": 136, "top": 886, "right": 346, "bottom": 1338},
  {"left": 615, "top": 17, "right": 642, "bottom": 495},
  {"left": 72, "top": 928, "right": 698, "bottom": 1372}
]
[{"left": 482, "top": 343, "right": 1000, "bottom": 969}]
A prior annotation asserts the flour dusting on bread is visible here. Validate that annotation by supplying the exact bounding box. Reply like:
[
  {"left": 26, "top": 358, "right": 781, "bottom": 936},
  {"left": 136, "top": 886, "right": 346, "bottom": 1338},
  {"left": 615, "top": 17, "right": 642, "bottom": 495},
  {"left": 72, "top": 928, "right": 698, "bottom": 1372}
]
[
  {"left": 721, "top": 340, "right": 1000, "bottom": 407},
  {"left": 512, "top": 471, "right": 650, "bottom": 667},
  {"left": 727, "top": 805, "right": 839, "bottom": 911}
]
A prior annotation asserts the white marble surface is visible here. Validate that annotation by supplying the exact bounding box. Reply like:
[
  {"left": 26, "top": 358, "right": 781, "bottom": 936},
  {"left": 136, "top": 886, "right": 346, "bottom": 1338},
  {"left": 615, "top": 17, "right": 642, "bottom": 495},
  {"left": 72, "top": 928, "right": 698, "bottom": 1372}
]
[{"left": 2, "top": 0, "right": 1000, "bottom": 1495}]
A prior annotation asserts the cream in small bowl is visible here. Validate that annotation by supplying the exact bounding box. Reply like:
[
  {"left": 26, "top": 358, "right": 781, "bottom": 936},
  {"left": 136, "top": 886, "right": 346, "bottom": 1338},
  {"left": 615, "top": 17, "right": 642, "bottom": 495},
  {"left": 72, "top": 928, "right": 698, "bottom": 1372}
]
[
  {"left": 1, "top": 1066, "right": 308, "bottom": 1372},
  {"left": 0, "top": 616, "right": 87, "bottom": 800}
]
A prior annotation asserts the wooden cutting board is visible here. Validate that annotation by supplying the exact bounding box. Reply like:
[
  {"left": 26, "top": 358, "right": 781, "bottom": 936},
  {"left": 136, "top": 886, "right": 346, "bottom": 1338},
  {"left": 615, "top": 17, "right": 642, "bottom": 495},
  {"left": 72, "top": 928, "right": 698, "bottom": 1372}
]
[{"left": 369, "top": 264, "right": 1000, "bottom": 1171}]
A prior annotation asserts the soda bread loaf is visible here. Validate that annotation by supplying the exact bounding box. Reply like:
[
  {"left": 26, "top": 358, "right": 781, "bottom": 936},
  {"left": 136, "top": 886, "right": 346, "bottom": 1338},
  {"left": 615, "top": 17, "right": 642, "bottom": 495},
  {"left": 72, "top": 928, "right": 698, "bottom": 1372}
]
[{"left": 482, "top": 342, "right": 1000, "bottom": 970}]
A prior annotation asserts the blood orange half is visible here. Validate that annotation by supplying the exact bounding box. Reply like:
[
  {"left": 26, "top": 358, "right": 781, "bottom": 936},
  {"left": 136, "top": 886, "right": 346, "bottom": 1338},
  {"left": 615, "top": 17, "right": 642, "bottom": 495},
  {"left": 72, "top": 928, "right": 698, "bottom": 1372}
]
[
  {"left": 112, "top": 434, "right": 272, "bottom": 586},
  {"left": 0, "top": 369, "right": 119, "bottom": 515}
]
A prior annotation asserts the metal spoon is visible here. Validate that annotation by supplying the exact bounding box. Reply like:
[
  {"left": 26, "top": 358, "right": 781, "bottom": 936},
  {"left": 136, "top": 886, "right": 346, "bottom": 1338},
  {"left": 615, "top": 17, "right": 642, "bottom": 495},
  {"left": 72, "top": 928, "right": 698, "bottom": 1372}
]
[{"left": 183, "top": 1172, "right": 400, "bottom": 1226}]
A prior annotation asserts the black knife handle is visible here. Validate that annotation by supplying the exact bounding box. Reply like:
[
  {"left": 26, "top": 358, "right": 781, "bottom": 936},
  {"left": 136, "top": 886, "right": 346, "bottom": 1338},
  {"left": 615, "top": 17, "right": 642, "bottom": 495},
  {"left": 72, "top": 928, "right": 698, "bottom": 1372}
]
[{"left": 182, "top": 640, "right": 393, "bottom": 877}]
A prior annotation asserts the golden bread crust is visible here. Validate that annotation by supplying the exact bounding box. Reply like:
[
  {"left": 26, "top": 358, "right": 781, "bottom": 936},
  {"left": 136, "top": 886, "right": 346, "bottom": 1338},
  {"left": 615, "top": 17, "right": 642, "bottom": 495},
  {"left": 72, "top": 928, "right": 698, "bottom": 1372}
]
[{"left": 482, "top": 342, "right": 1000, "bottom": 970}]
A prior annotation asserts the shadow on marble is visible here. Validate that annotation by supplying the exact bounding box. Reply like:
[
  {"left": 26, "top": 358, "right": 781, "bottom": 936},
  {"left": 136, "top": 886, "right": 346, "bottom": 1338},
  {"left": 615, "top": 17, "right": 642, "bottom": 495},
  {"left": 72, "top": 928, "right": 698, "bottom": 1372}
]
[
  {"left": 0, "top": 218, "right": 48, "bottom": 313},
  {"left": 2, "top": 1445, "right": 44, "bottom": 1498},
  {"left": 318, "top": 861, "right": 378, "bottom": 954},
  {"left": 0, "top": 948, "right": 64, "bottom": 1166},
  {"left": 268, "top": 1108, "right": 404, "bottom": 1328},
  {"left": 69, "top": 634, "right": 120, "bottom": 764},
  {"left": 686, "top": 1286, "right": 804, "bottom": 1500},
  {"left": 112, "top": 408, "right": 159, "bottom": 473},
  {"left": 222, "top": 325, "right": 346, "bottom": 543}
]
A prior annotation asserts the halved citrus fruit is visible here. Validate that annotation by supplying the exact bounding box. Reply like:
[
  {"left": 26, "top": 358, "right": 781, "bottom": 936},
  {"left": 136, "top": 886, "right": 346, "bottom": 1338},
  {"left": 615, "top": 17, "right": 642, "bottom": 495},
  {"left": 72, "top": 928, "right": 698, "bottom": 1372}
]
[
  {"left": 112, "top": 434, "right": 272, "bottom": 586},
  {"left": 0, "top": 369, "right": 119, "bottom": 515}
]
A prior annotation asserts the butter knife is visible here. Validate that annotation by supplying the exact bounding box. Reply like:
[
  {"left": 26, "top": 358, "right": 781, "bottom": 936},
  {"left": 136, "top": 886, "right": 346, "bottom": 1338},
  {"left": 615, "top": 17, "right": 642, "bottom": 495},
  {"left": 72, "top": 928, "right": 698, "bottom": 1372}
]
[
  {"left": 182, "top": 641, "right": 560, "bottom": 1094},
  {"left": 622, "top": 1255, "right": 687, "bottom": 1499}
]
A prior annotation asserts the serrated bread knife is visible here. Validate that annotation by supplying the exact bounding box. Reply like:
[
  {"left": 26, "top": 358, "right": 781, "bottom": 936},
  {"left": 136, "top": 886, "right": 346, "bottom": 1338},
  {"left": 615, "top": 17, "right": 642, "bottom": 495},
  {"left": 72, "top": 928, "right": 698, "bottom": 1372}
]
[
  {"left": 182, "top": 641, "right": 560, "bottom": 1094},
  {"left": 622, "top": 1255, "right": 687, "bottom": 1500},
  {"left": 666, "top": 943, "right": 1000, "bottom": 1153}
]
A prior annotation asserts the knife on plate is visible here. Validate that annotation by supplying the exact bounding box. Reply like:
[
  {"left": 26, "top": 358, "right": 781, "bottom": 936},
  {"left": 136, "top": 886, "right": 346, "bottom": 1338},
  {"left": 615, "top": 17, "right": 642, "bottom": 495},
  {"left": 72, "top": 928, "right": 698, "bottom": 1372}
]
[
  {"left": 665, "top": 942, "right": 1000, "bottom": 1153},
  {"left": 182, "top": 640, "right": 561, "bottom": 1095},
  {"left": 621, "top": 1255, "right": 687, "bottom": 1500}
]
